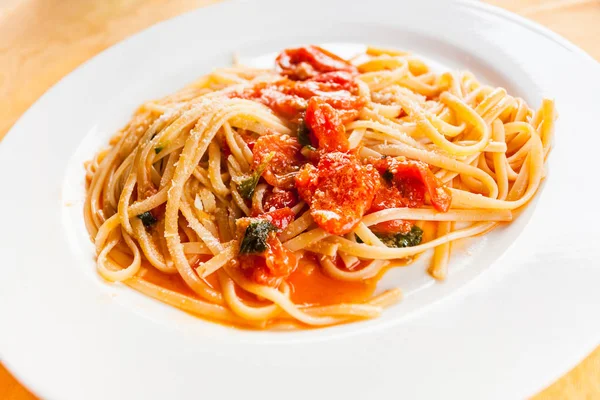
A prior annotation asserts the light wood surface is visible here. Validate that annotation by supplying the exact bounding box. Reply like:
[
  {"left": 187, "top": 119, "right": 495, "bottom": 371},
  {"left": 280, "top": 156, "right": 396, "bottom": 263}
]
[{"left": 0, "top": 0, "right": 598, "bottom": 398}]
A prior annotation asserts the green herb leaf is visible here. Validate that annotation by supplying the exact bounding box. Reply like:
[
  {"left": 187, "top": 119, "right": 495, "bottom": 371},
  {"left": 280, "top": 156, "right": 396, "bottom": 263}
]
[
  {"left": 377, "top": 225, "right": 423, "bottom": 248},
  {"left": 297, "top": 119, "right": 312, "bottom": 147},
  {"left": 238, "top": 175, "right": 261, "bottom": 200},
  {"left": 237, "top": 152, "right": 275, "bottom": 200},
  {"left": 137, "top": 211, "right": 158, "bottom": 228},
  {"left": 239, "top": 221, "right": 278, "bottom": 254},
  {"left": 154, "top": 145, "right": 164, "bottom": 154}
]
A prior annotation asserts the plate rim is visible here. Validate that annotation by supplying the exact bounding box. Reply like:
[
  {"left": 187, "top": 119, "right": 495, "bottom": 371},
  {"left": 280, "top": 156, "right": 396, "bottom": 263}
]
[{"left": 1, "top": 0, "right": 599, "bottom": 399}]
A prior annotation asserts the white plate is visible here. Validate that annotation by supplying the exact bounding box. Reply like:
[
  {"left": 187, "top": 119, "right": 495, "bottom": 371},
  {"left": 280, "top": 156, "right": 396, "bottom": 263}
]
[{"left": 1, "top": 1, "right": 599, "bottom": 399}]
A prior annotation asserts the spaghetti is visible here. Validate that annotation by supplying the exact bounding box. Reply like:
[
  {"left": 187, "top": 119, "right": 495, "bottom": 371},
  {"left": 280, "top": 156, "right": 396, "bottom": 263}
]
[{"left": 84, "top": 45, "right": 555, "bottom": 329}]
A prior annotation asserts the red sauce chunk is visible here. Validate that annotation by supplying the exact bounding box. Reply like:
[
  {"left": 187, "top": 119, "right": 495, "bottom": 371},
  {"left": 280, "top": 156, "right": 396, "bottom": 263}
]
[
  {"left": 292, "top": 72, "right": 358, "bottom": 98},
  {"left": 367, "top": 156, "right": 452, "bottom": 233},
  {"left": 294, "top": 74, "right": 364, "bottom": 125},
  {"left": 311, "top": 71, "right": 358, "bottom": 91},
  {"left": 295, "top": 152, "right": 380, "bottom": 235},
  {"left": 237, "top": 255, "right": 276, "bottom": 287},
  {"left": 238, "top": 234, "right": 297, "bottom": 287},
  {"left": 232, "top": 81, "right": 307, "bottom": 119},
  {"left": 231, "top": 48, "right": 364, "bottom": 122},
  {"left": 231, "top": 77, "right": 363, "bottom": 121},
  {"left": 369, "top": 157, "right": 452, "bottom": 233},
  {"left": 276, "top": 45, "right": 358, "bottom": 80},
  {"left": 236, "top": 208, "right": 298, "bottom": 286},
  {"left": 263, "top": 188, "right": 298, "bottom": 212},
  {"left": 305, "top": 97, "right": 350, "bottom": 152},
  {"left": 371, "top": 170, "right": 425, "bottom": 209},
  {"left": 259, "top": 207, "right": 296, "bottom": 230},
  {"left": 369, "top": 183, "right": 417, "bottom": 234},
  {"left": 253, "top": 133, "right": 303, "bottom": 189},
  {"left": 372, "top": 156, "right": 452, "bottom": 212},
  {"left": 264, "top": 235, "right": 297, "bottom": 277}
]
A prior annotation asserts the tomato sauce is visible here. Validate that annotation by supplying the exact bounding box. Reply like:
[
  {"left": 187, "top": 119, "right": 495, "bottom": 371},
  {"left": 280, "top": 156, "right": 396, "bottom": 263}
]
[
  {"left": 276, "top": 45, "right": 358, "bottom": 80},
  {"left": 287, "top": 258, "right": 376, "bottom": 306},
  {"left": 295, "top": 152, "right": 380, "bottom": 235},
  {"left": 131, "top": 218, "right": 442, "bottom": 330},
  {"left": 138, "top": 256, "right": 377, "bottom": 313},
  {"left": 263, "top": 188, "right": 298, "bottom": 212},
  {"left": 252, "top": 133, "right": 303, "bottom": 189},
  {"left": 230, "top": 46, "right": 363, "bottom": 121},
  {"left": 139, "top": 261, "right": 221, "bottom": 297},
  {"left": 305, "top": 97, "right": 350, "bottom": 152}
]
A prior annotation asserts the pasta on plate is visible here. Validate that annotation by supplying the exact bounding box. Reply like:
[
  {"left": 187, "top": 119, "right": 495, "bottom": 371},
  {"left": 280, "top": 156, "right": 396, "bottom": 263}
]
[{"left": 84, "top": 45, "right": 555, "bottom": 329}]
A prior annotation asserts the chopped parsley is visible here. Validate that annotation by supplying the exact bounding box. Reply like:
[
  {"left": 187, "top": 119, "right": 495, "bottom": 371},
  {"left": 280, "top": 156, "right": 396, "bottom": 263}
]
[
  {"left": 297, "top": 118, "right": 312, "bottom": 147},
  {"left": 137, "top": 211, "right": 158, "bottom": 228},
  {"left": 238, "top": 176, "right": 259, "bottom": 200},
  {"left": 377, "top": 225, "right": 423, "bottom": 248},
  {"left": 357, "top": 225, "right": 423, "bottom": 248},
  {"left": 154, "top": 145, "right": 164, "bottom": 154},
  {"left": 237, "top": 152, "right": 275, "bottom": 199},
  {"left": 239, "top": 221, "right": 278, "bottom": 254}
]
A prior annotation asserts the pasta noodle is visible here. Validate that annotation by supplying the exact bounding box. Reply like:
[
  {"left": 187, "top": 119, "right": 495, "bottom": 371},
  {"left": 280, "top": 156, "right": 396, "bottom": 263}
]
[{"left": 84, "top": 45, "right": 555, "bottom": 329}]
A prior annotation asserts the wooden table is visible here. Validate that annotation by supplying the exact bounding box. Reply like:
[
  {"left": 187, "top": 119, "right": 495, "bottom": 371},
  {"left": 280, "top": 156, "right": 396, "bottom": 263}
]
[{"left": 0, "top": 0, "right": 598, "bottom": 398}]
